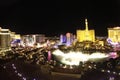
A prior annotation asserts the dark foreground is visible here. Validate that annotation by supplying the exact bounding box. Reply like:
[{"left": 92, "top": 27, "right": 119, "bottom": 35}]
[{"left": 0, "top": 60, "right": 120, "bottom": 80}]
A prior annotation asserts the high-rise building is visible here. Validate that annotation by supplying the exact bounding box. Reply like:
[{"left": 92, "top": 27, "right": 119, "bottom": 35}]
[
  {"left": 60, "top": 34, "right": 66, "bottom": 43},
  {"left": 60, "top": 33, "right": 75, "bottom": 46},
  {"left": 0, "top": 27, "right": 11, "bottom": 49},
  {"left": 76, "top": 19, "right": 95, "bottom": 42},
  {"left": 66, "top": 32, "right": 74, "bottom": 46},
  {"left": 108, "top": 27, "right": 120, "bottom": 42}
]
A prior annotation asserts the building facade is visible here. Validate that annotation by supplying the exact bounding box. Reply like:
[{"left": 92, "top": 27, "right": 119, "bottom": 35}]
[
  {"left": 22, "top": 34, "right": 45, "bottom": 46},
  {"left": 108, "top": 27, "right": 120, "bottom": 43}
]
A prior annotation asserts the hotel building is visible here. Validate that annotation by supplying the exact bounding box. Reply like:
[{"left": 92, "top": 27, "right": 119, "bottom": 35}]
[
  {"left": 76, "top": 19, "right": 95, "bottom": 42},
  {"left": 0, "top": 27, "right": 11, "bottom": 49},
  {"left": 108, "top": 27, "right": 120, "bottom": 43}
]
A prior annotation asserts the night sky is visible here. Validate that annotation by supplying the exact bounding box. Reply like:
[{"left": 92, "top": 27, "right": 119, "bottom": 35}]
[{"left": 0, "top": 0, "right": 120, "bottom": 36}]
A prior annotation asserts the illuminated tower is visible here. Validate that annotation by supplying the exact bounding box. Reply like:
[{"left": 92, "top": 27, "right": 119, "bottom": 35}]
[
  {"left": 85, "top": 18, "right": 88, "bottom": 31},
  {"left": 77, "top": 19, "right": 95, "bottom": 42},
  {"left": 85, "top": 18, "right": 89, "bottom": 40}
]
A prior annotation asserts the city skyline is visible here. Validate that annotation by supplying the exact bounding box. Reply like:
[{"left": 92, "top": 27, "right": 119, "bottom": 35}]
[{"left": 0, "top": 0, "right": 120, "bottom": 36}]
